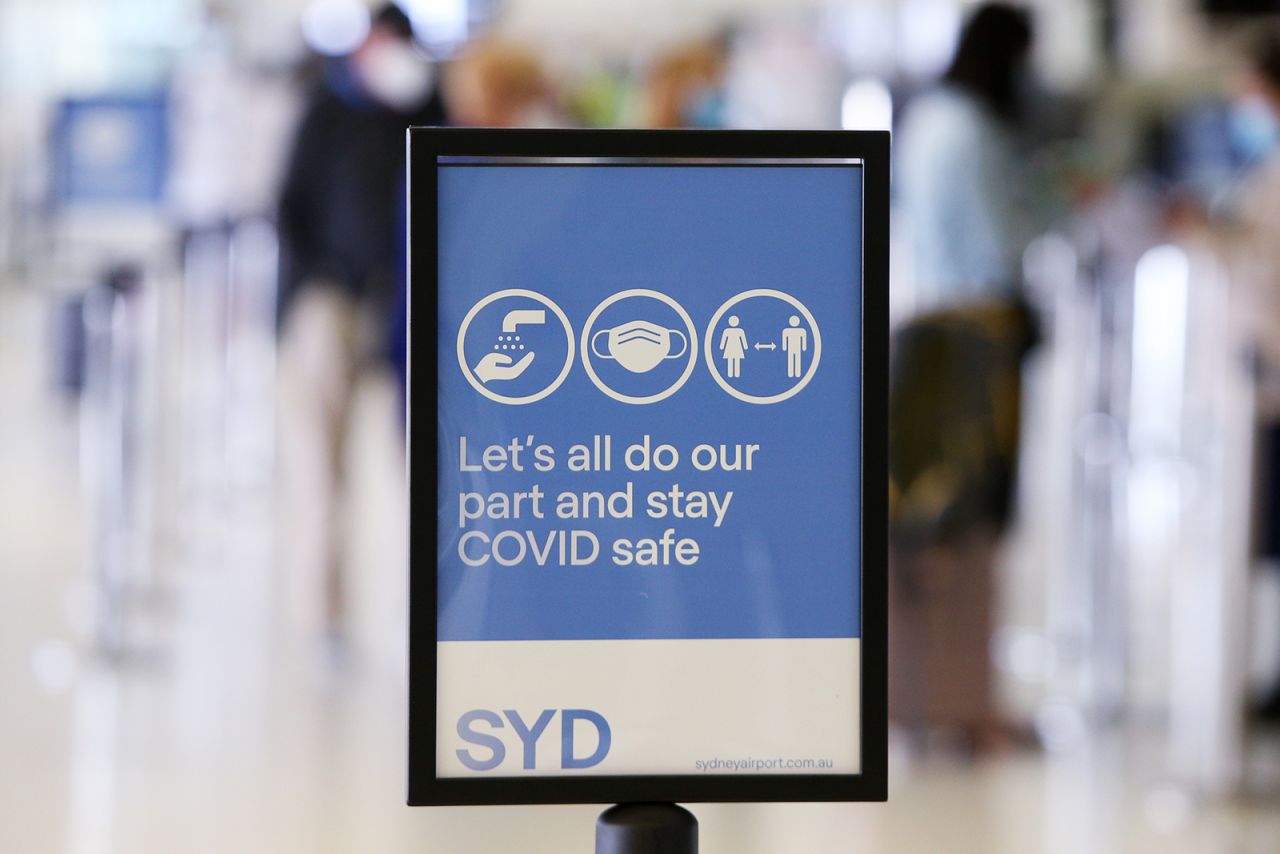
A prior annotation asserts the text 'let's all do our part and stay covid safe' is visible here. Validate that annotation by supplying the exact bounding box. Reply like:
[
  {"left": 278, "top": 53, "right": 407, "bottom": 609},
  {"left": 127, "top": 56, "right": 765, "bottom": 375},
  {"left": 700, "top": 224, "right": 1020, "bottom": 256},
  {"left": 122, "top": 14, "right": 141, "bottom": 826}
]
[{"left": 456, "top": 288, "right": 822, "bottom": 406}]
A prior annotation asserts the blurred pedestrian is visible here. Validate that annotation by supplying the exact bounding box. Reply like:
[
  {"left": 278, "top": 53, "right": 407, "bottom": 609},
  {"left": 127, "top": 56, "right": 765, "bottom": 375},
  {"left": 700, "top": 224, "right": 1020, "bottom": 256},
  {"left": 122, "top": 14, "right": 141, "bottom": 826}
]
[
  {"left": 642, "top": 39, "right": 727, "bottom": 128},
  {"left": 898, "top": 3, "right": 1038, "bottom": 308},
  {"left": 889, "top": 3, "right": 1042, "bottom": 749},
  {"left": 443, "top": 38, "right": 556, "bottom": 128},
  {"left": 277, "top": 2, "right": 444, "bottom": 646},
  {"left": 1233, "top": 26, "right": 1280, "bottom": 721}
]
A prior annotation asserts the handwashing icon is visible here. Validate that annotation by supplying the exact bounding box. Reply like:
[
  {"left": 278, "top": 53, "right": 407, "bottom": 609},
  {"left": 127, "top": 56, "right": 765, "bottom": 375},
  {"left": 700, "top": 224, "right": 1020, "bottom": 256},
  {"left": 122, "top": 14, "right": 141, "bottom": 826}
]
[
  {"left": 457, "top": 289, "right": 574, "bottom": 406},
  {"left": 473, "top": 308, "right": 545, "bottom": 383}
]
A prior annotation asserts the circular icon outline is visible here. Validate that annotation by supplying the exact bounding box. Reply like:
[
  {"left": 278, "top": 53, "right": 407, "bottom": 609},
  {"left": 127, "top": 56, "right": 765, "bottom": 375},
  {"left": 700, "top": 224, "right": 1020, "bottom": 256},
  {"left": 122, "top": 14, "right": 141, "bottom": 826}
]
[
  {"left": 457, "top": 289, "right": 575, "bottom": 405},
  {"left": 580, "top": 289, "right": 698, "bottom": 405},
  {"left": 703, "top": 289, "right": 822, "bottom": 404}
]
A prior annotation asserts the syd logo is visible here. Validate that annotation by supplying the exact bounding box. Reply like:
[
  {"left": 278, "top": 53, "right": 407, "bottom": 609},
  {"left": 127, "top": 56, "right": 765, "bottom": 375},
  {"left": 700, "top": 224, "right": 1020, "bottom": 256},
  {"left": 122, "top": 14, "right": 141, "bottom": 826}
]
[{"left": 456, "top": 708, "right": 612, "bottom": 771}]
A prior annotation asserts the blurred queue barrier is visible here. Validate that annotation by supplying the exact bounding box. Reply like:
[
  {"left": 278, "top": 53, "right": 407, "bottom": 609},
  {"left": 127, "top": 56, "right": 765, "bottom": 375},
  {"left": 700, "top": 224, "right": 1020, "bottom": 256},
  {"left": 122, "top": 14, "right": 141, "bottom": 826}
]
[
  {"left": 1007, "top": 208, "right": 1266, "bottom": 797},
  {"left": 56, "top": 227, "right": 279, "bottom": 661},
  {"left": 40, "top": 92, "right": 282, "bottom": 660}
]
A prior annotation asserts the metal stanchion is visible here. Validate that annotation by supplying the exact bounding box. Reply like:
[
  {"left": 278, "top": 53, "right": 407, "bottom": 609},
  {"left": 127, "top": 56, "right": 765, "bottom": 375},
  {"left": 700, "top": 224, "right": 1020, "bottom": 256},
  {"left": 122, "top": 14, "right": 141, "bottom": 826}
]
[
  {"left": 596, "top": 803, "right": 697, "bottom": 854},
  {"left": 81, "top": 265, "right": 145, "bottom": 657}
]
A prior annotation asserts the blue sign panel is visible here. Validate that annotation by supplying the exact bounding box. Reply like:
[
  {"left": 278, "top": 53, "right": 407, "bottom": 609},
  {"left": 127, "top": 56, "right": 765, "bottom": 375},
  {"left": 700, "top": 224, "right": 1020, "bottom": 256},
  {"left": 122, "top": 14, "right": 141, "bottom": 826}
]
[
  {"left": 438, "top": 165, "right": 862, "bottom": 645},
  {"left": 53, "top": 95, "right": 168, "bottom": 206}
]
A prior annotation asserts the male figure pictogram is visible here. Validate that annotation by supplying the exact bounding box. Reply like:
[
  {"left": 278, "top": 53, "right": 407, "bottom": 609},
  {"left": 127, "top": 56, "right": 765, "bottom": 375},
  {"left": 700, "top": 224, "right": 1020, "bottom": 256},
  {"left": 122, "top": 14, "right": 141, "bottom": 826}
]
[{"left": 782, "top": 315, "right": 807, "bottom": 378}]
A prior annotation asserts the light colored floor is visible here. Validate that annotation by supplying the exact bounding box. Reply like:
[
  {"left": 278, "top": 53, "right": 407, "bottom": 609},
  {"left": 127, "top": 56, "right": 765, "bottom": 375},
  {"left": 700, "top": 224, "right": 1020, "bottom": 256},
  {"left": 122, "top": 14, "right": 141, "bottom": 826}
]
[{"left": 2, "top": 287, "right": 1279, "bottom": 854}]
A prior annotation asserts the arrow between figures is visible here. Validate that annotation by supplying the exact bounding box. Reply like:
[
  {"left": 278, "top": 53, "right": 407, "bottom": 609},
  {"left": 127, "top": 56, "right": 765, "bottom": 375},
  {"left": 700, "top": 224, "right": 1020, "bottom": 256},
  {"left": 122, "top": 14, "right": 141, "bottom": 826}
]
[{"left": 753, "top": 342, "right": 777, "bottom": 351}]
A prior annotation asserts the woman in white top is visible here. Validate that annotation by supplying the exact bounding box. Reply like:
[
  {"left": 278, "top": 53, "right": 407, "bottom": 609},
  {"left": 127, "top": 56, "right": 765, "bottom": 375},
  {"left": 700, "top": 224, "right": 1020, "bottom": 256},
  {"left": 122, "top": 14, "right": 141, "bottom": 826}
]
[{"left": 897, "top": 4, "right": 1036, "bottom": 311}]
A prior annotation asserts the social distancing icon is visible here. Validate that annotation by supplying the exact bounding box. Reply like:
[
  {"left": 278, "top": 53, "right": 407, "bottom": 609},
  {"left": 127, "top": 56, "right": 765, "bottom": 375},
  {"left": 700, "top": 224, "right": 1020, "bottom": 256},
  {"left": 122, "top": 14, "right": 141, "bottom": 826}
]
[{"left": 704, "top": 290, "right": 821, "bottom": 404}]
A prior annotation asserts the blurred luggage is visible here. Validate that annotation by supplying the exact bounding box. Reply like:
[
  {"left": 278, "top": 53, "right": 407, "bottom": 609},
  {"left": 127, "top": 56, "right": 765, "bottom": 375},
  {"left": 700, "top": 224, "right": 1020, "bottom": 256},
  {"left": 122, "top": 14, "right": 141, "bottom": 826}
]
[
  {"left": 887, "top": 299, "right": 1037, "bottom": 736},
  {"left": 888, "top": 533, "right": 997, "bottom": 734}
]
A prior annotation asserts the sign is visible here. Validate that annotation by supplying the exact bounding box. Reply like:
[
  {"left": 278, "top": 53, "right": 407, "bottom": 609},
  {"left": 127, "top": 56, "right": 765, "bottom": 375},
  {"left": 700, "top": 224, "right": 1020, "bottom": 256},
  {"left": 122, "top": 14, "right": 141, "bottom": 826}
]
[
  {"left": 409, "top": 129, "right": 888, "bottom": 806},
  {"left": 53, "top": 95, "right": 168, "bottom": 206}
]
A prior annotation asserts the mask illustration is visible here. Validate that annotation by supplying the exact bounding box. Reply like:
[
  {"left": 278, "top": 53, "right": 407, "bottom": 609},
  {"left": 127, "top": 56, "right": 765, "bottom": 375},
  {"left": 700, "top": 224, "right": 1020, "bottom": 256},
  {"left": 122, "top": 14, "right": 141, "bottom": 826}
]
[{"left": 591, "top": 320, "right": 688, "bottom": 373}]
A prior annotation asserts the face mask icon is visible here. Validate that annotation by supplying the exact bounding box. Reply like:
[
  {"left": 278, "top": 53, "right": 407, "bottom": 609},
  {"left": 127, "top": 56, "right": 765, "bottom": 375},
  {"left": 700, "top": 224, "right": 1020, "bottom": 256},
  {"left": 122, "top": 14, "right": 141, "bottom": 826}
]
[{"left": 591, "top": 320, "right": 688, "bottom": 373}]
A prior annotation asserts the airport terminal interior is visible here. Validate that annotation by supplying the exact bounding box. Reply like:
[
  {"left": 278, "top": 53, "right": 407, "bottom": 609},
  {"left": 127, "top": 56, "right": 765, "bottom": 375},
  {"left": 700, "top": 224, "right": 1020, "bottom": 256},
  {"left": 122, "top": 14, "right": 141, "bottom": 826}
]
[{"left": 4, "top": 0, "right": 1280, "bottom": 851}]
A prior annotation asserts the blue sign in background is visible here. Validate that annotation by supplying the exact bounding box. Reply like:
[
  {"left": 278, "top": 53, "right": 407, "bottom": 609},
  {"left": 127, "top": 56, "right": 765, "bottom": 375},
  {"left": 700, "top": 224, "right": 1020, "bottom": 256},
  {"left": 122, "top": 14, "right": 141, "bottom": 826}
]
[
  {"left": 436, "top": 164, "right": 862, "bottom": 641},
  {"left": 54, "top": 95, "right": 168, "bottom": 206}
]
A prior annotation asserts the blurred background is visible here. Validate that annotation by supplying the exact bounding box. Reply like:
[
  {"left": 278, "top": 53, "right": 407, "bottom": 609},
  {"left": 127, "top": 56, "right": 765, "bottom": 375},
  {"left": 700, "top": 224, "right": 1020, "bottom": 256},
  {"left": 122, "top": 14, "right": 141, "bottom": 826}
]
[{"left": 3, "top": 0, "right": 1280, "bottom": 851}]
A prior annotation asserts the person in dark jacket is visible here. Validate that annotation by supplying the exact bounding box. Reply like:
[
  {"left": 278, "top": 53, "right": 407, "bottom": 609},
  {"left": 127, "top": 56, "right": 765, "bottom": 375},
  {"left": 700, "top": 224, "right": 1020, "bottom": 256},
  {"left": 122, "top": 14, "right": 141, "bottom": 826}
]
[
  {"left": 279, "top": 3, "right": 443, "bottom": 319},
  {"left": 277, "top": 3, "right": 444, "bottom": 643}
]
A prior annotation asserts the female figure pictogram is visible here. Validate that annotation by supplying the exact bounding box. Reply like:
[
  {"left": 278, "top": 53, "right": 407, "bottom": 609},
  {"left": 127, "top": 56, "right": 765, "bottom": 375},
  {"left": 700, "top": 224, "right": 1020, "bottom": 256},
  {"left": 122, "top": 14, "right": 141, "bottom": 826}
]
[{"left": 719, "top": 315, "right": 748, "bottom": 378}]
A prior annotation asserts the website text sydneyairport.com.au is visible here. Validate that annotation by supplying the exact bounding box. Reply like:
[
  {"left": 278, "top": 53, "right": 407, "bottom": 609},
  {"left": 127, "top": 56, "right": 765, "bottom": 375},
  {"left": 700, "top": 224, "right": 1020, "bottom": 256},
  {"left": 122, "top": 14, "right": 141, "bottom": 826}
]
[{"left": 694, "top": 757, "right": 836, "bottom": 772}]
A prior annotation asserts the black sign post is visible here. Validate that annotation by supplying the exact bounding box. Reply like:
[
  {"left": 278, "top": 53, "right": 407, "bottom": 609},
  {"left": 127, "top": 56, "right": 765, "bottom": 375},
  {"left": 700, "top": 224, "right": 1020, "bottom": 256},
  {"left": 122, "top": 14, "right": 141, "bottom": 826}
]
[{"left": 596, "top": 803, "right": 698, "bottom": 854}]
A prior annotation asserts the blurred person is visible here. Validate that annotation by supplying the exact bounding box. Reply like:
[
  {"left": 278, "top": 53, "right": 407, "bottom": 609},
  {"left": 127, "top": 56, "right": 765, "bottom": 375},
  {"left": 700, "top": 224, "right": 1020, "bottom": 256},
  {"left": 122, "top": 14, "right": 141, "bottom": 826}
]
[
  {"left": 889, "top": 3, "right": 1043, "bottom": 749},
  {"left": 1235, "top": 30, "right": 1280, "bottom": 374},
  {"left": 566, "top": 67, "right": 632, "bottom": 128},
  {"left": 442, "top": 38, "right": 556, "bottom": 128},
  {"left": 643, "top": 39, "right": 727, "bottom": 129},
  {"left": 1231, "top": 26, "right": 1280, "bottom": 721},
  {"left": 277, "top": 2, "right": 444, "bottom": 645},
  {"left": 898, "top": 3, "right": 1039, "bottom": 308}
]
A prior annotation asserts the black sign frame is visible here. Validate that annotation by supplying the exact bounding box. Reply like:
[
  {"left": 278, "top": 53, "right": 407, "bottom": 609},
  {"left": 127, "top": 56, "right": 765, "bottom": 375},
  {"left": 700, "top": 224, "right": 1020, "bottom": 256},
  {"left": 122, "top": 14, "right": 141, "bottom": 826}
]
[{"left": 408, "top": 128, "right": 888, "bottom": 806}]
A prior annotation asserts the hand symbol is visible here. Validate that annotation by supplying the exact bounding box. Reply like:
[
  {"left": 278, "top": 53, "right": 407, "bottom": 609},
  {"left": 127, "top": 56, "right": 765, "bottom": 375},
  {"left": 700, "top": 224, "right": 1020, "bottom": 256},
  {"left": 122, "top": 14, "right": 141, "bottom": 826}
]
[{"left": 473, "top": 351, "right": 536, "bottom": 383}]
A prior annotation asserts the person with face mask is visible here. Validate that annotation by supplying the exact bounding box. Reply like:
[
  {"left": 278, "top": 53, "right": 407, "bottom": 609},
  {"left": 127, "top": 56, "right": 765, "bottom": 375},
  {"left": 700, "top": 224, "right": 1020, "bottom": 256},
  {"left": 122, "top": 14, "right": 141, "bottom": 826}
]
[
  {"left": 276, "top": 3, "right": 444, "bottom": 645},
  {"left": 1232, "top": 28, "right": 1280, "bottom": 722},
  {"left": 1236, "top": 30, "right": 1280, "bottom": 350}
]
